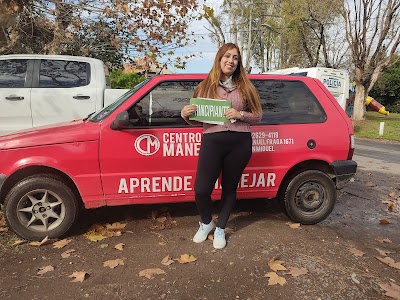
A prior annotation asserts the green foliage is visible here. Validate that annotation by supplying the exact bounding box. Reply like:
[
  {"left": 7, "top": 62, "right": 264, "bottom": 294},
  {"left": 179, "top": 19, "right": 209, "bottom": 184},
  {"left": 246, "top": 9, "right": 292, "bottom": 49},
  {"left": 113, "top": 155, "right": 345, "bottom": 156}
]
[
  {"left": 370, "top": 57, "right": 400, "bottom": 113},
  {"left": 109, "top": 71, "right": 146, "bottom": 89}
]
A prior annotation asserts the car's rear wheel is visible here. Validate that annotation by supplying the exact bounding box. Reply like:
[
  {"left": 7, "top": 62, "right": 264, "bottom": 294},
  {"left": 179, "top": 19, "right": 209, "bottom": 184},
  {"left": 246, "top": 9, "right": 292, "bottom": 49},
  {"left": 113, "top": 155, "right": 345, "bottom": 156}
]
[
  {"left": 4, "top": 174, "right": 79, "bottom": 241},
  {"left": 283, "top": 170, "right": 336, "bottom": 224}
]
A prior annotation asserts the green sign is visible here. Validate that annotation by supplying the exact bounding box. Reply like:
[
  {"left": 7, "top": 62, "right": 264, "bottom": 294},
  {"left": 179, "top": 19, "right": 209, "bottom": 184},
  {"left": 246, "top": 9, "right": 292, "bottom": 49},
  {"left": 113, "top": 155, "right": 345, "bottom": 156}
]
[{"left": 189, "top": 97, "right": 231, "bottom": 125}]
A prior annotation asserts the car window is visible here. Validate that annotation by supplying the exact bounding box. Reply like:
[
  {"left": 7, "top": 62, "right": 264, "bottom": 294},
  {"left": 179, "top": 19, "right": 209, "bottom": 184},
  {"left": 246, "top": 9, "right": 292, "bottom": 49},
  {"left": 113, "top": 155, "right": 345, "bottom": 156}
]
[
  {"left": 39, "top": 60, "right": 90, "bottom": 88},
  {"left": 251, "top": 79, "right": 326, "bottom": 125},
  {"left": 128, "top": 81, "right": 200, "bottom": 127},
  {"left": 0, "top": 59, "right": 28, "bottom": 88}
]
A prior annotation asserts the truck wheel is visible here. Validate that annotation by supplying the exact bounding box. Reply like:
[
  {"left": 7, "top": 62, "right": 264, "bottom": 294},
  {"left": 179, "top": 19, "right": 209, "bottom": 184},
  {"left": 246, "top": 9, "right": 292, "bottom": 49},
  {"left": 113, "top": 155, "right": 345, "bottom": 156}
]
[
  {"left": 283, "top": 170, "right": 336, "bottom": 225},
  {"left": 4, "top": 175, "right": 79, "bottom": 241}
]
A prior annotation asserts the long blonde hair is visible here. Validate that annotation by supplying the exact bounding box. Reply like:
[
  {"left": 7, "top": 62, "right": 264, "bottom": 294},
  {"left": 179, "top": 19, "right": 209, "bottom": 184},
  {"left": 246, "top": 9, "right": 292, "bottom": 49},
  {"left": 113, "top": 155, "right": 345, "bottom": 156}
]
[{"left": 194, "top": 43, "right": 262, "bottom": 114}]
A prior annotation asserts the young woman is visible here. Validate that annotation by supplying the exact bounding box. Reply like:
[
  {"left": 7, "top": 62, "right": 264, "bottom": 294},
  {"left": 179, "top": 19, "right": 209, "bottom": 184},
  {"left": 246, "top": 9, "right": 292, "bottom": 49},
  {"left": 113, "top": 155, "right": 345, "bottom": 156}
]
[{"left": 181, "top": 43, "right": 262, "bottom": 249}]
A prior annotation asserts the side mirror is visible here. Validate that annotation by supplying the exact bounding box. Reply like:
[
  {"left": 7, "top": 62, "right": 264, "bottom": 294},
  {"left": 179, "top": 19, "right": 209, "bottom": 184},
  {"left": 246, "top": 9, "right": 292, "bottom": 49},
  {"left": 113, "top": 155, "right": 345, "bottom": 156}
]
[{"left": 110, "top": 111, "right": 131, "bottom": 130}]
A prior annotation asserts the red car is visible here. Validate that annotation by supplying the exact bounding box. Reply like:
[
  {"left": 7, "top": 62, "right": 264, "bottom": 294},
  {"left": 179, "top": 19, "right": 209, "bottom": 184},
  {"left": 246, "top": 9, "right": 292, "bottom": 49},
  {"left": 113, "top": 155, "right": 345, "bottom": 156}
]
[{"left": 0, "top": 74, "right": 357, "bottom": 240}]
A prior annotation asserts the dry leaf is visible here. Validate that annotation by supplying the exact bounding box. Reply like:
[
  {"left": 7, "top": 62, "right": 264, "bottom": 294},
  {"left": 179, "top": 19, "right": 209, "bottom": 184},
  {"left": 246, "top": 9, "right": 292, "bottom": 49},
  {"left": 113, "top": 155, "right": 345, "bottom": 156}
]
[
  {"left": 115, "top": 243, "right": 125, "bottom": 251},
  {"left": 379, "top": 219, "right": 391, "bottom": 225},
  {"left": 69, "top": 271, "right": 88, "bottom": 282},
  {"left": 286, "top": 222, "right": 301, "bottom": 229},
  {"left": 349, "top": 247, "right": 365, "bottom": 257},
  {"left": 236, "top": 211, "right": 252, "bottom": 217},
  {"left": 12, "top": 240, "right": 27, "bottom": 246},
  {"left": 103, "top": 259, "right": 124, "bottom": 269},
  {"left": 378, "top": 282, "right": 400, "bottom": 300},
  {"left": 382, "top": 200, "right": 397, "bottom": 212},
  {"left": 37, "top": 265, "right": 54, "bottom": 275},
  {"left": 105, "top": 222, "right": 127, "bottom": 230},
  {"left": 30, "top": 236, "right": 53, "bottom": 246},
  {"left": 265, "top": 272, "right": 286, "bottom": 286},
  {"left": 207, "top": 234, "right": 214, "bottom": 241},
  {"left": 161, "top": 255, "right": 175, "bottom": 266},
  {"left": 375, "top": 248, "right": 395, "bottom": 257},
  {"left": 376, "top": 256, "right": 400, "bottom": 270},
  {"left": 61, "top": 249, "right": 75, "bottom": 258},
  {"left": 0, "top": 219, "right": 5, "bottom": 226},
  {"left": 376, "top": 238, "right": 393, "bottom": 244},
  {"left": 156, "top": 216, "right": 167, "bottom": 223},
  {"left": 105, "top": 231, "right": 122, "bottom": 237},
  {"left": 177, "top": 254, "right": 197, "bottom": 264},
  {"left": 53, "top": 239, "right": 72, "bottom": 249},
  {"left": 84, "top": 231, "right": 108, "bottom": 242},
  {"left": 100, "top": 243, "right": 109, "bottom": 249},
  {"left": 139, "top": 268, "right": 166, "bottom": 279},
  {"left": 268, "top": 258, "right": 287, "bottom": 271},
  {"left": 0, "top": 227, "right": 8, "bottom": 232},
  {"left": 388, "top": 192, "right": 397, "bottom": 199},
  {"left": 287, "top": 267, "right": 308, "bottom": 277},
  {"left": 87, "top": 224, "right": 104, "bottom": 231}
]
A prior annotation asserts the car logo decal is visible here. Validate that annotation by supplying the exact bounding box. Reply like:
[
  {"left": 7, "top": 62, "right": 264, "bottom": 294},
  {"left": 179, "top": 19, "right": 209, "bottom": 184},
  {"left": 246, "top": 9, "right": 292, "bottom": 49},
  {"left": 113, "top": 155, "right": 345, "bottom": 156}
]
[{"left": 134, "top": 134, "right": 160, "bottom": 156}]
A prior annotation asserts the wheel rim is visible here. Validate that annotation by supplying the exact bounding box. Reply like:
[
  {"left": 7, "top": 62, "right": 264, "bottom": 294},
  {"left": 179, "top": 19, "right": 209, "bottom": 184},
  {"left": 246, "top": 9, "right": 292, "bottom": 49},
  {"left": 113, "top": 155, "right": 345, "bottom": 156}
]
[
  {"left": 16, "top": 189, "right": 66, "bottom": 232},
  {"left": 294, "top": 181, "right": 326, "bottom": 213}
]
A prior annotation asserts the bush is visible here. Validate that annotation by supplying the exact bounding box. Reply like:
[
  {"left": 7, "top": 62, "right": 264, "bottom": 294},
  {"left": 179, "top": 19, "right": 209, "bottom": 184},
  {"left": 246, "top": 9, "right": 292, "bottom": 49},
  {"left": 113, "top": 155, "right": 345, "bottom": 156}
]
[{"left": 110, "top": 71, "right": 146, "bottom": 89}]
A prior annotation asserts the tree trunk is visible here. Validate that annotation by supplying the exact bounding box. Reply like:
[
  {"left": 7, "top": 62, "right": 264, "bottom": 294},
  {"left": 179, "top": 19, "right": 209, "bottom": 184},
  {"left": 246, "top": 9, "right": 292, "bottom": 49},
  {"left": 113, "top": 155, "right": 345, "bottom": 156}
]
[{"left": 353, "top": 83, "right": 366, "bottom": 121}]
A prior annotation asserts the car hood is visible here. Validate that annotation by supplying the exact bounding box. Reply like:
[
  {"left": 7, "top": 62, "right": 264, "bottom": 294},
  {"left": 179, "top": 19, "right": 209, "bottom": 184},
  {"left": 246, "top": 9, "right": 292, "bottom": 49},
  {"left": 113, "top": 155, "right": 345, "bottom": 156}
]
[{"left": 0, "top": 120, "right": 100, "bottom": 150}]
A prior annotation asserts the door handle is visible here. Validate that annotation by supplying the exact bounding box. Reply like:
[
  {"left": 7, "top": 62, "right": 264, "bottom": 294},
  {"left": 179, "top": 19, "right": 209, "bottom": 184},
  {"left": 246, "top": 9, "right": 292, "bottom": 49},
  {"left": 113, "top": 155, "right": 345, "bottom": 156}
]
[
  {"left": 5, "top": 95, "right": 24, "bottom": 101},
  {"left": 73, "top": 95, "right": 91, "bottom": 100}
]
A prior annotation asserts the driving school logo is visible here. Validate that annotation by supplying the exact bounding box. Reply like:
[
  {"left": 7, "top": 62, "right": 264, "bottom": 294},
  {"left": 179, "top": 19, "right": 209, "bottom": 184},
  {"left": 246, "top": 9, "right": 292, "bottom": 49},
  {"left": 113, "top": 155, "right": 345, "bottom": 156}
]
[{"left": 134, "top": 134, "right": 160, "bottom": 156}]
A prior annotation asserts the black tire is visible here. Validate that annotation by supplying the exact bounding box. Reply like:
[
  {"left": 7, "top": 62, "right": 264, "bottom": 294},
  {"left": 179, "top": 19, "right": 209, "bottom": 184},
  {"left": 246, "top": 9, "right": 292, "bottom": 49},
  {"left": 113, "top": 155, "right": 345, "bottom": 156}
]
[
  {"left": 4, "top": 174, "right": 79, "bottom": 241},
  {"left": 283, "top": 170, "right": 336, "bottom": 225}
]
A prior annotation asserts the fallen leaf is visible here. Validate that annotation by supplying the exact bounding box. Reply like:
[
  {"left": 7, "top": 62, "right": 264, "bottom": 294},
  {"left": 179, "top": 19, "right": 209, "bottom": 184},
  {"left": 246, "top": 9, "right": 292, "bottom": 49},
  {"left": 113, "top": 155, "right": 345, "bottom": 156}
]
[
  {"left": 115, "top": 243, "right": 125, "bottom": 251},
  {"left": 105, "top": 231, "right": 122, "bottom": 237},
  {"left": 287, "top": 267, "right": 308, "bottom": 277},
  {"left": 87, "top": 224, "right": 104, "bottom": 232},
  {"left": 69, "top": 271, "right": 88, "bottom": 282},
  {"left": 177, "top": 254, "right": 197, "bottom": 264},
  {"left": 265, "top": 272, "right": 286, "bottom": 286},
  {"left": 103, "top": 259, "right": 124, "bottom": 269},
  {"left": 156, "top": 216, "right": 167, "bottom": 223},
  {"left": 349, "top": 247, "right": 365, "bottom": 257},
  {"left": 375, "top": 248, "right": 395, "bottom": 257},
  {"left": 286, "top": 222, "right": 301, "bottom": 229},
  {"left": 84, "top": 231, "right": 108, "bottom": 242},
  {"left": 388, "top": 192, "right": 397, "bottom": 199},
  {"left": 0, "top": 227, "right": 8, "bottom": 232},
  {"left": 378, "top": 282, "right": 400, "bottom": 300},
  {"left": 30, "top": 236, "right": 53, "bottom": 246},
  {"left": 12, "top": 240, "right": 27, "bottom": 246},
  {"left": 268, "top": 258, "right": 287, "bottom": 271},
  {"left": 376, "top": 256, "right": 400, "bottom": 270},
  {"left": 207, "top": 234, "right": 214, "bottom": 240},
  {"left": 379, "top": 219, "right": 391, "bottom": 224},
  {"left": 161, "top": 255, "right": 174, "bottom": 266},
  {"left": 61, "top": 249, "right": 75, "bottom": 258},
  {"left": 0, "top": 220, "right": 5, "bottom": 226},
  {"left": 105, "top": 222, "right": 127, "bottom": 230},
  {"left": 351, "top": 273, "right": 360, "bottom": 284},
  {"left": 236, "top": 211, "right": 252, "bottom": 217},
  {"left": 139, "top": 268, "right": 166, "bottom": 279},
  {"left": 100, "top": 243, "right": 109, "bottom": 249},
  {"left": 382, "top": 200, "right": 397, "bottom": 212},
  {"left": 53, "top": 239, "right": 72, "bottom": 249},
  {"left": 376, "top": 238, "right": 393, "bottom": 244},
  {"left": 37, "top": 265, "right": 54, "bottom": 275}
]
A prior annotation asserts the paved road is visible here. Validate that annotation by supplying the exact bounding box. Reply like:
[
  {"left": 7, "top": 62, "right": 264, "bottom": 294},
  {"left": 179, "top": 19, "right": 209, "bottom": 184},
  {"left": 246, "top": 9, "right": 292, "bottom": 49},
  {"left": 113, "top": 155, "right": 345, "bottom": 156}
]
[{"left": 354, "top": 138, "right": 400, "bottom": 175}]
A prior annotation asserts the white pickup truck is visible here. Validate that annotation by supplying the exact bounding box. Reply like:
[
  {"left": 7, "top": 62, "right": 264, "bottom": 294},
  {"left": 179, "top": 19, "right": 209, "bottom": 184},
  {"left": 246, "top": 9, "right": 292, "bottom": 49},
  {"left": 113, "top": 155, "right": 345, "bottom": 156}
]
[{"left": 0, "top": 54, "right": 129, "bottom": 135}]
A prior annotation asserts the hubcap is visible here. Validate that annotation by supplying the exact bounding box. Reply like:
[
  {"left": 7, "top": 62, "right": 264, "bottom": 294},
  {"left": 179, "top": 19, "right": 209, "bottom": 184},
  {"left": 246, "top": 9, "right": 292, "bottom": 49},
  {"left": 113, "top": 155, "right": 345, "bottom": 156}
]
[{"left": 17, "top": 189, "right": 65, "bottom": 232}]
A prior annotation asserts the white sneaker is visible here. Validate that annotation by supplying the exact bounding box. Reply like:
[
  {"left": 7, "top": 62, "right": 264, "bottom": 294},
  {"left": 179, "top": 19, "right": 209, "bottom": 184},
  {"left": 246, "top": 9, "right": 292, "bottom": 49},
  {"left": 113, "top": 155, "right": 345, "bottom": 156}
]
[
  {"left": 193, "top": 221, "right": 215, "bottom": 243},
  {"left": 213, "top": 227, "right": 226, "bottom": 249}
]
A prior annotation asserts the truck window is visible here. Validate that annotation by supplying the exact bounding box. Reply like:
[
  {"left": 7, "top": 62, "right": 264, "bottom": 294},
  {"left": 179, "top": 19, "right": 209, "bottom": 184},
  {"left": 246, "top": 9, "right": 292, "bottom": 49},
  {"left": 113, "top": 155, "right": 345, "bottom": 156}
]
[
  {"left": 0, "top": 59, "right": 28, "bottom": 88},
  {"left": 128, "top": 81, "right": 200, "bottom": 127},
  {"left": 39, "top": 60, "right": 90, "bottom": 88},
  {"left": 251, "top": 79, "right": 326, "bottom": 125}
]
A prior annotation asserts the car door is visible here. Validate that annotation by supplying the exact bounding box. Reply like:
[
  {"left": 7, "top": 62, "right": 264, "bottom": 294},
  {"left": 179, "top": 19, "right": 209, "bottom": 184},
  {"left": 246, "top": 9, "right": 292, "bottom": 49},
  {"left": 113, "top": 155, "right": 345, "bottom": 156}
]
[
  {"left": 0, "top": 59, "right": 33, "bottom": 135},
  {"left": 30, "top": 58, "right": 98, "bottom": 127},
  {"left": 98, "top": 80, "right": 203, "bottom": 206}
]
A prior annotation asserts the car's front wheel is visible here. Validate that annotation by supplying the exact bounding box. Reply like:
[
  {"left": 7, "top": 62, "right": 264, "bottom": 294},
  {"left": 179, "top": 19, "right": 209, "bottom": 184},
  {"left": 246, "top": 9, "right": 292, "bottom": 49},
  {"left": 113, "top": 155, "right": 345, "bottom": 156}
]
[
  {"left": 283, "top": 170, "right": 336, "bottom": 224},
  {"left": 4, "top": 174, "right": 79, "bottom": 241}
]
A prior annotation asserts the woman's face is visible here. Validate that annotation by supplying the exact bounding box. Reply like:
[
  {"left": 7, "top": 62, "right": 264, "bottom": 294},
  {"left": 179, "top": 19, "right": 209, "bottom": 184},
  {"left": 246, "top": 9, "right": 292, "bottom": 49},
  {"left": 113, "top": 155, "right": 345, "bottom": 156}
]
[{"left": 220, "top": 47, "right": 239, "bottom": 80}]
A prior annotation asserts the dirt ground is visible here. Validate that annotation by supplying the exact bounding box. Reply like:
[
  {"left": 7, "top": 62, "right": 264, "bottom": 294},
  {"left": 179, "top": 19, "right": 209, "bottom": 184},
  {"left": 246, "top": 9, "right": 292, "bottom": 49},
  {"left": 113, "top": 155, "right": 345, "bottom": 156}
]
[{"left": 0, "top": 150, "right": 399, "bottom": 299}]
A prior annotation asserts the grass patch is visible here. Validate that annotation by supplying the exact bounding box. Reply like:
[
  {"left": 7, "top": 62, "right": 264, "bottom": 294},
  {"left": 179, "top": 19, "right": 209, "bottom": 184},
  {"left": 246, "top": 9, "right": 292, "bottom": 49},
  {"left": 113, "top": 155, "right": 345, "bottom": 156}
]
[{"left": 353, "top": 111, "right": 400, "bottom": 141}]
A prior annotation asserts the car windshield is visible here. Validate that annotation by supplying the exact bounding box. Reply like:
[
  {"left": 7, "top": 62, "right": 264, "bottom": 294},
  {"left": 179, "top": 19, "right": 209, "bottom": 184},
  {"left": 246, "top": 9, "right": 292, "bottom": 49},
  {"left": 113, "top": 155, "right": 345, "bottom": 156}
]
[{"left": 88, "top": 79, "right": 150, "bottom": 122}]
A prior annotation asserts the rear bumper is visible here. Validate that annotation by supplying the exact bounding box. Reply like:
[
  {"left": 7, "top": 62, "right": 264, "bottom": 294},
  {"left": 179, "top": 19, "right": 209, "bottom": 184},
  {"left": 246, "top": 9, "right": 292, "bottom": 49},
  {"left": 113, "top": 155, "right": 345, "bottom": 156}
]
[{"left": 331, "top": 160, "right": 357, "bottom": 189}]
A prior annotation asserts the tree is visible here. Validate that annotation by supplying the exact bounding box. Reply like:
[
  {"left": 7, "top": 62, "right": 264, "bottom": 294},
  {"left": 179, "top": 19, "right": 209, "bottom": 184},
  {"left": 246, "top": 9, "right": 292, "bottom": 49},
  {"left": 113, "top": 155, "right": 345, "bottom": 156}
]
[
  {"left": 343, "top": 0, "right": 400, "bottom": 121},
  {"left": 0, "top": 0, "right": 206, "bottom": 68}
]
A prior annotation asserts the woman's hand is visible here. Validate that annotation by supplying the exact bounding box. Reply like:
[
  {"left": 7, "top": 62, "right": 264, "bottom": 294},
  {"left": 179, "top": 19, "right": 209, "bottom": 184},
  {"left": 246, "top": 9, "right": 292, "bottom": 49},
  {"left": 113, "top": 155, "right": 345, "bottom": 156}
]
[
  {"left": 224, "top": 108, "right": 242, "bottom": 120},
  {"left": 181, "top": 104, "right": 197, "bottom": 118}
]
